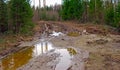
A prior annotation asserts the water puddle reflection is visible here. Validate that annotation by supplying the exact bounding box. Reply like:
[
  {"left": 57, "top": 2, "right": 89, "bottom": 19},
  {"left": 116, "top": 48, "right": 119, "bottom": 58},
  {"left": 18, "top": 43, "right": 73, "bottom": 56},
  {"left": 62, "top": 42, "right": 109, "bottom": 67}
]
[
  {"left": 33, "top": 42, "right": 53, "bottom": 57},
  {"left": 55, "top": 48, "right": 77, "bottom": 70},
  {"left": 0, "top": 47, "right": 33, "bottom": 70},
  {"left": 0, "top": 41, "right": 77, "bottom": 70}
]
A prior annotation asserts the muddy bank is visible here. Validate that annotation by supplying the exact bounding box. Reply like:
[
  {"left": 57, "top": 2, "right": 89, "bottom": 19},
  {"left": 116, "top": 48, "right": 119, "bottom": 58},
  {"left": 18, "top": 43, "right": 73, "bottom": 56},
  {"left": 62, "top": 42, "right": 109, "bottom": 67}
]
[
  {"left": 0, "top": 46, "right": 27, "bottom": 59},
  {"left": 18, "top": 36, "right": 89, "bottom": 70},
  {"left": 0, "top": 35, "right": 34, "bottom": 59}
]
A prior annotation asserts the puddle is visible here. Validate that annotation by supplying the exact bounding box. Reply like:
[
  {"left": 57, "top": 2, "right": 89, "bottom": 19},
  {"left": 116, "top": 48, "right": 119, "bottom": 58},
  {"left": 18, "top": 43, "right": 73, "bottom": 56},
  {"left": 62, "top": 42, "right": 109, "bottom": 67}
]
[
  {"left": 33, "top": 42, "right": 54, "bottom": 57},
  {"left": 0, "top": 41, "right": 77, "bottom": 70},
  {"left": 0, "top": 42, "right": 53, "bottom": 70},
  {"left": 0, "top": 47, "right": 33, "bottom": 70},
  {"left": 50, "top": 31, "right": 65, "bottom": 37},
  {"left": 55, "top": 48, "right": 77, "bottom": 70}
]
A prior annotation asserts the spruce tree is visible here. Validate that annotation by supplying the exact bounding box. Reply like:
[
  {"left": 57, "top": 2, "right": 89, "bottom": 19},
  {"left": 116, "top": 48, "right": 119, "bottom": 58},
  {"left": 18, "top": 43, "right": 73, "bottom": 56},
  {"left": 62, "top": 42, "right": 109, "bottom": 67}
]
[
  {"left": 0, "top": 0, "right": 7, "bottom": 33},
  {"left": 10, "top": 0, "right": 33, "bottom": 33},
  {"left": 60, "top": 0, "right": 83, "bottom": 20},
  {"left": 88, "top": 0, "right": 103, "bottom": 23},
  {"left": 115, "top": 2, "right": 120, "bottom": 28},
  {"left": 104, "top": 1, "right": 115, "bottom": 26}
]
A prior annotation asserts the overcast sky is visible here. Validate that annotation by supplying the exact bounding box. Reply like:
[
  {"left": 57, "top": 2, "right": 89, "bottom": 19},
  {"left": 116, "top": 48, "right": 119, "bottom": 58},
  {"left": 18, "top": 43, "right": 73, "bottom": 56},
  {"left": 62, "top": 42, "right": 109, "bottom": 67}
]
[{"left": 31, "top": 0, "right": 62, "bottom": 7}]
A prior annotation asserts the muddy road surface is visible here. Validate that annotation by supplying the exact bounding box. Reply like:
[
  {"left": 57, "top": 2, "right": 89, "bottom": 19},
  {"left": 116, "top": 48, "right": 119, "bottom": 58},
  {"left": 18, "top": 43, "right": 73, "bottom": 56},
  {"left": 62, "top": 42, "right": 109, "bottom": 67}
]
[{"left": 0, "top": 21, "right": 120, "bottom": 70}]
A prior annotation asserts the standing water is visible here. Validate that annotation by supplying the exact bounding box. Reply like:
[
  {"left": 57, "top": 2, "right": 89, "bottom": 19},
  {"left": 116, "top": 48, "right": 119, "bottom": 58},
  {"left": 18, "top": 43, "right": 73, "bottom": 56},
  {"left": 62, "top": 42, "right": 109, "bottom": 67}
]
[
  {"left": 0, "top": 31, "right": 79, "bottom": 70},
  {"left": 0, "top": 41, "right": 54, "bottom": 70},
  {"left": 0, "top": 41, "right": 77, "bottom": 70},
  {"left": 55, "top": 48, "right": 76, "bottom": 70}
]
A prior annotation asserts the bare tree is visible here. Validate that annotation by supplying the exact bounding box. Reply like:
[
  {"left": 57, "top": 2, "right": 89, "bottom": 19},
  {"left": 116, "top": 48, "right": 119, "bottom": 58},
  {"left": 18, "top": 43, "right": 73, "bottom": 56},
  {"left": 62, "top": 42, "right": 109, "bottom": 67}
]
[
  {"left": 39, "top": 0, "right": 41, "bottom": 8},
  {"left": 38, "top": 0, "right": 41, "bottom": 20},
  {"left": 43, "top": 0, "right": 46, "bottom": 7}
]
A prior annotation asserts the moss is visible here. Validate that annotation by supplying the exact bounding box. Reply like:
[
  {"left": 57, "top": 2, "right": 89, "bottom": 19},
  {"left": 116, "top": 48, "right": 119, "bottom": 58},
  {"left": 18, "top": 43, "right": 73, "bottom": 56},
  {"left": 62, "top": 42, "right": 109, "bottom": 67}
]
[
  {"left": 67, "top": 48, "right": 77, "bottom": 56},
  {"left": 67, "top": 32, "right": 79, "bottom": 37}
]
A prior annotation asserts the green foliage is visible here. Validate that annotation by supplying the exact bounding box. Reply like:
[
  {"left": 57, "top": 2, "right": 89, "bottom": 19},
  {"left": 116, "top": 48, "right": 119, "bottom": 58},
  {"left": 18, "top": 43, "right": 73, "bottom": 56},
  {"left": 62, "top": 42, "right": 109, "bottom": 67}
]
[
  {"left": 60, "top": 0, "right": 83, "bottom": 20},
  {"left": 0, "top": 0, "right": 120, "bottom": 34},
  {"left": 105, "top": 6, "right": 115, "bottom": 26},
  {"left": 20, "top": 21, "right": 34, "bottom": 35},
  {"left": 40, "top": 12, "right": 47, "bottom": 20},
  {"left": 0, "top": 0, "right": 34, "bottom": 34},
  {"left": 9, "top": 0, "right": 33, "bottom": 33},
  {"left": 60, "top": 0, "right": 120, "bottom": 29},
  {"left": 89, "top": 0, "right": 95, "bottom": 20},
  {"left": 105, "top": 2, "right": 120, "bottom": 28},
  {"left": 89, "top": 0, "right": 103, "bottom": 23},
  {"left": 0, "top": 0, "right": 8, "bottom": 33},
  {"left": 115, "top": 2, "right": 120, "bottom": 28}
]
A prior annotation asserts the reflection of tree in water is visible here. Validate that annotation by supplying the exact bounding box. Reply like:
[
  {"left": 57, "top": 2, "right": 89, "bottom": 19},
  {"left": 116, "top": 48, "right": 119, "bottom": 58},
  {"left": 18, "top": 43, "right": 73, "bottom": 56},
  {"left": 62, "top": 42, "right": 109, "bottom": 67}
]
[
  {"left": 41, "top": 42, "right": 48, "bottom": 54},
  {"left": 45, "top": 42, "right": 48, "bottom": 52},
  {"left": 41, "top": 42, "right": 43, "bottom": 54},
  {"left": 67, "top": 48, "right": 77, "bottom": 56},
  {"left": 34, "top": 42, "right": 52, "bottom": 56}
]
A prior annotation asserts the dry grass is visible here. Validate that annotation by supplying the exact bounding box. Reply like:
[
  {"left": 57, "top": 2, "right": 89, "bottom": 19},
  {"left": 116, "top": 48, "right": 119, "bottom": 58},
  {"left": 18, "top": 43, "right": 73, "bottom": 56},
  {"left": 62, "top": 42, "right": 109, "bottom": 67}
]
[{"left": 0, "top": 34, "right": 33, "bottom": 52}]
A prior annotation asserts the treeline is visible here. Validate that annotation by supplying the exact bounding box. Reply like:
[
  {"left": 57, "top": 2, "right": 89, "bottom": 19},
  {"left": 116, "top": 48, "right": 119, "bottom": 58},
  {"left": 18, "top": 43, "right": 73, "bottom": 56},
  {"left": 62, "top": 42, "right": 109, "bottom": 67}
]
[
  {"left": 60, "top": 0, "right": 120, "bottom": 29},
  {"left": 0, "top": 0, "right": 34, "bottom": 34},
  {"left": 32, "top": 5, "right": 61, "bottom": 21}
]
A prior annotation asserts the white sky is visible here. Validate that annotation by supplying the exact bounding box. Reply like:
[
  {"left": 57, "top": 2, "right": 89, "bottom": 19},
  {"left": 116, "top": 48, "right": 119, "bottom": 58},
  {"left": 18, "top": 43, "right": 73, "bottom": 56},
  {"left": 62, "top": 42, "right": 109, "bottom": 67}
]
[{"left": 31, "top": 0, "right": 62, "bottom": 7}]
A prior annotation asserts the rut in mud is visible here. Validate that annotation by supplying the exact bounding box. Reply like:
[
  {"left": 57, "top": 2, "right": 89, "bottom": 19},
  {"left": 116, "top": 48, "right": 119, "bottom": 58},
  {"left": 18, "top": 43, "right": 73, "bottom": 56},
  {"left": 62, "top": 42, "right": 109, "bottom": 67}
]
[{"left": 0, "top": 32, "right": 89, "bottom": 70}]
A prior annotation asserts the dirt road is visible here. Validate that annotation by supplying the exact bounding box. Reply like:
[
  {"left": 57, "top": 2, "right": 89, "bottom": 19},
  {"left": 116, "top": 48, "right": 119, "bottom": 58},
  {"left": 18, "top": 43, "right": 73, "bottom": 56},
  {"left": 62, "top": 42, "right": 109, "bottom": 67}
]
[
  {"left": 17, "top": 32, "right": 120, "bottom": 70},
  {"left": 0, "top": 21, "right": 120, "bottom": 70}
]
